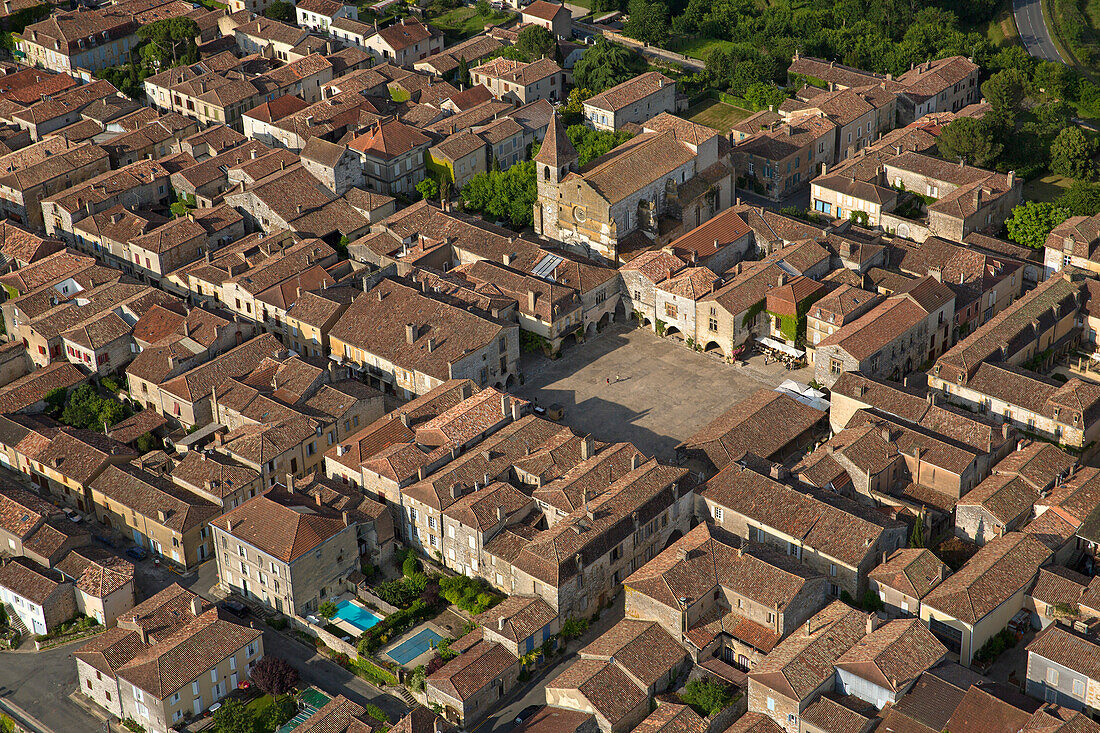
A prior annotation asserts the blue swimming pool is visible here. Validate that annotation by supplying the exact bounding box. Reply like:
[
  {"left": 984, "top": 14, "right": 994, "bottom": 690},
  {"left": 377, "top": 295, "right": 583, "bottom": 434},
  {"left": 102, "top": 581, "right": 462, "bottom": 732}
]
[
  {"left": 333, "top": 599, "right": 383, "bottom": 632},
  {"left": 387, "top": 627, "right": 444, "bottom": 665}
]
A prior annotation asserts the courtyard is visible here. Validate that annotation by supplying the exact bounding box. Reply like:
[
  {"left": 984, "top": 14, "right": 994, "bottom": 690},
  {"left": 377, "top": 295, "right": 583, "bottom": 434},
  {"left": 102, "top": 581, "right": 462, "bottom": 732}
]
[{"left": 513, "top": 323, "right": 803, "bottom": 459}]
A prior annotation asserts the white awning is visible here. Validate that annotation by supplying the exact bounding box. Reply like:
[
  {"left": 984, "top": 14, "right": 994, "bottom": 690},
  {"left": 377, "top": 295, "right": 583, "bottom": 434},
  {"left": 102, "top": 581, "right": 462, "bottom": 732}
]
[{"left": 756, "top": 336, "right": 804, "bottom": 359}]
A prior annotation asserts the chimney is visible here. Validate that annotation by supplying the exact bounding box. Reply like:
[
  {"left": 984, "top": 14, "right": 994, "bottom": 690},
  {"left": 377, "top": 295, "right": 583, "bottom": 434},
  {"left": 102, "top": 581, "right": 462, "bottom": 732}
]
[
  {"left": 528, "top": 289, "right": 536, "bottom": 312},
  {"left": 866, "top": 614, "right": 882, "bottom": 634},
  {"left": 498, "top": 616, "right": 506, "bottom": 631},
  {"left": 1008, "top": 170, "right": 1016, "bottom": 187},
  {"left": 501, "top": 393, "right": 510, "bottom": 416},
  {"left": 581, "top": 434, "right": 594, "bottom": 460},
  {"left": 286, "top": 473, "right": 294, "bottom": 493},
  {"left": 496, "top": 504, "right": 506, "bottom": 523},
  {"left": 676, "top": 547, "right": 689, "bottom": 562},
  {"left": 405, "top": 323, "right": 417, "bottom": 343},
  {"left": 631, "top": 454, "right": 641, "bottom": 470},
  {"left": 190, "top": 595, "right": 202, "bottom": 616},
  {"left": 342, "top": 510, "right": 350, "bottom": 526},
  {"left": 157, "top": 509, "right": 167, "bottom": 522}
]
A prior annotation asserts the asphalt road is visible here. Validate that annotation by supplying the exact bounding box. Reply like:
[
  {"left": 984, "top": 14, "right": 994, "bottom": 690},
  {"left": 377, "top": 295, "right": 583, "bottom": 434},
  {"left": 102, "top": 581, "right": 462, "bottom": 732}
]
[
  {"left": 1013, "top": 0, "right": 1065, "bottom": 63},
  {"left": 0, "top": 645, "right": 103, "bottom": 733}
]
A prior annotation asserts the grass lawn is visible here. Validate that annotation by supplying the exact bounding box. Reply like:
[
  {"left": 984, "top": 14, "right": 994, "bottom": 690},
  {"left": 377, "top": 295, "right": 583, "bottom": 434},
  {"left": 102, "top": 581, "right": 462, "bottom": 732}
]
[
  {"left": 1023, "top": 173, "right": 1073, "bottom": 202},
  {"left": 687, "top": 98, "right": 753, "bottom": 132},
  {"left": 962, "top": 0, "right": 1020, "bottom": 47},
  {"left": 428, "top": 6, "right": 511, "bottom": 39},
  {"left": 666, "top": 36, "right": 737, "bottom": 62}
]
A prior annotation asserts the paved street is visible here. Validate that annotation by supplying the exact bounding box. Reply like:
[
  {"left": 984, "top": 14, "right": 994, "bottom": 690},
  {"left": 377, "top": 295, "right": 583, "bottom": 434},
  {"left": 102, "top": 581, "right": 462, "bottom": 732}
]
[
  {"left": 515, "top": 323, "right": 801, "bottom": 459},
  {"left": 1013, "top": 0, "right": 1065, "bottom": 63},
  {"left": 0, "top": 644, "right": 103, "bottom": 733}
]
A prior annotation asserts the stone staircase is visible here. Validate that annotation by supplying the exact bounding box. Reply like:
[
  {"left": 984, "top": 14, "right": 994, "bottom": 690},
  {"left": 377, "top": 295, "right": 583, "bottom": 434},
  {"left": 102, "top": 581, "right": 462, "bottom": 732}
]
[
  {"left": 4, "top": 602, "right": 30, "bottom": 643},
  {"left": 392, "top": 686, "right": 416, "bottom": 708}
]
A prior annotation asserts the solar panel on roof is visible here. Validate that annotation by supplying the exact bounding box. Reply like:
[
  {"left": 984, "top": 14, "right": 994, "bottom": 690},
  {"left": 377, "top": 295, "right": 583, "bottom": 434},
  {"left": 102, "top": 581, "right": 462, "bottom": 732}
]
[{"left": 531, "top": 253, "right": 563, "bottom": 280}]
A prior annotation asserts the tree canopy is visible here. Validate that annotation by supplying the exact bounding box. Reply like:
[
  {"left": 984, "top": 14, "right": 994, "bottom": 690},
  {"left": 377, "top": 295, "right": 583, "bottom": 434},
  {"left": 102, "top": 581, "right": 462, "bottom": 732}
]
[
  {"left": 250, "top": 656, "right": 300, "bottom": 700},
  {"left": 1005, "top": 201, "right": 1071, "bottom": 249},
  {"left": 572, "top": 37, "right": 648, "bottom": 93},
  {"left": 935, "top": 116, "right": 1004, "bottom": 169},
  {"left": 264, "top": 0, "right": 295, "bottom": 22},
  {"left": 515, "top": 25, "right": 556, "bottom": 60},
  {"left": 1050, "top": 126, "right": 1097, "bottom": 180}
]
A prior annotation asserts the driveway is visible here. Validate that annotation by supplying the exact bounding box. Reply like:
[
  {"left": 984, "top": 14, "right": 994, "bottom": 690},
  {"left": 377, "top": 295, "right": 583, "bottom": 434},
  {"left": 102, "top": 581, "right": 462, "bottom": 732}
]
[
  {"left": 1014, "top": 0, "right": 1065, "bottom": 63},
  {"left": 514, "top": 323, "right": 797, "bottom": 459}
]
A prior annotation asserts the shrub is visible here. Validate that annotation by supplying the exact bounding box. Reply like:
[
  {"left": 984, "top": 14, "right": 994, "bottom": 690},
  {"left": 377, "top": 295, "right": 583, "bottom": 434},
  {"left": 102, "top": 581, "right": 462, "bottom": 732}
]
[
  {"left": 974, "top": 628, "right": 1016, "bottom": 665},
  {"left": 402, "top": 548, "right": 420, "bottom": 578},
  {"left": 680, "top": 678, "right": 734, "bottom": 717},
  {"left": 560, "top": 617, "right": 589, "bottom": 639},
  {"left": 364, "top": 703, "right": 390, "bottom": 724},
  {"left": 409, "top": 665, "right": 427, "bottom": 692},
  {"left": 357, "top": 659, "right": 397, "bottom": 686},
  {"left": 318, "top": 601, "right": 339, "bottom": 619},
  {"left": 265, "top": 616, "right": 287, "bottom": 630}
]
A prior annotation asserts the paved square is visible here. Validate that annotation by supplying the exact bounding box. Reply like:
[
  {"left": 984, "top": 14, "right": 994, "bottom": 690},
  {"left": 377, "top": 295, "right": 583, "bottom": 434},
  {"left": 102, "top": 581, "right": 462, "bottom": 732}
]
[{"left": 513, "top": 324, "right": 804, "bottom": 459}]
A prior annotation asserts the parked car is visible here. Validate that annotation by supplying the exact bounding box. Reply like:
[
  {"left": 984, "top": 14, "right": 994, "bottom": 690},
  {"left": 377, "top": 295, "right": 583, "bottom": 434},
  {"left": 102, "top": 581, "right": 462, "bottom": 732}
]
[
  {"left": 514, "top": 705, "right": 542, "bottom": 727},
  {"left": 64, "top": 508, "right": 82, "bottom": 523},
  {"left": 221, "top": 600, "right": 249, "bottom": 618},
  {"left": 125, "top": 546, "right": 148, "bottom": 561}
]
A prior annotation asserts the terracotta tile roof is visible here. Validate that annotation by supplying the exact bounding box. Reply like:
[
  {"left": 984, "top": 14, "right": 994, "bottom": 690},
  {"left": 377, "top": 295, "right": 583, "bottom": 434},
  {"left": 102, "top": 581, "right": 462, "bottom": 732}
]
[
  {"left": 375, "top": 17, "right": 438, "bottom": 51},
  {"left": 209, "top": 487, "right": 351, "bottom": 563},
  {"left": 835, "top": 617, "right": 946, "bottom": 691},
  {"left": 724, "top": 713, "right": 786, "bottom": 733},
  {"left": 922, "top": 533, "right": 1051, "bottom": 624},
  {"left": 621, "top": 249, "right": 687, "bottom": 284},
  {"left": 389, "top": 706, "right": 453, "bottom": 733},
  {"left": 633, "top": 703, "right": 705, "bottom": 733},
  {"left": 0, "top": 485, "right": 57, "bottom": 539},
  {"left": 170, "top": 450, "right": 259, "bottom": 499},
  {"left": 0, "top": 556, "right": 65, "bottom": 605},
  {"left": 160, "top": 333, "right": 285, "bottom": 403},
  {"left": 474, "top": 595, "right": 555, "bottom": 644},
  {"left": 578, "top": 618, "right": 686, "bottom": 689},
  {"left": 868, "top": 548, "right": 948, "bottom": 600},
  {"left": 522, "top": 0, "right": 567, "bottom": 21},
  {"left": 89, "top": 463, "right": 219, "bottom": 533},
  {"left": 665, "top": 208, "right": 752, "bottom": 261},
  {"left": 701, "top": 465, "right": 904, "bottom": 568},
  {"left": 788, "top": 55, "right": 885, "bottom": 89},
  {"left": 625, "top": 522, "right": 819, "bottom": 613},
  {"left": 586, "top": 72, "right": 672, "bottom": 113},
  {"left": 943, "top": 683, "right": 1037, "bottom": 733},
  {"left": 329, "top": 278, "right": 511, "bottom": 383},
  {"left": 546, "top": 657, "right": 646, "bottom": 725},
  {"left": 55, "top": 546, "right": 133, "bottom": 599},
  {"left": 295, "top": 694, "right": 385, "bottom": 732},
  {"left": 1029, "top": 565, "right": 1090, "bottom": 609},
  {"left": 749, "top": 600, "right": 869, "bottom": 701},
  {"left": 0, "top": 361, "right": 86, "bottom": 413},
  {"left": 426, "top": 634, "right": 517, "bottom": 700},
  {"left": 564, "top": 130, "right": 694, "bottom": 205},
  {"left": 680, "top": 389, "right": 825, "bottom": 470},
  {"left": 799, "top": 695, "right": 876, "bottom": 733}
]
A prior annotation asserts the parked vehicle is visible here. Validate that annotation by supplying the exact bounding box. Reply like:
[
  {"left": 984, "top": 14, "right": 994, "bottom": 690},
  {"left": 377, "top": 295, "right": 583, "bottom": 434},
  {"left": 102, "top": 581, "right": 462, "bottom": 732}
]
[
  {"left": 125, "top": 546, "right": 148, "bottom": 561},
  {"left": 220, "top": 600, "right": 249, "bottom": 618},
  {"left": 514, "top": 705, "right": 542, "bottom": 727}
]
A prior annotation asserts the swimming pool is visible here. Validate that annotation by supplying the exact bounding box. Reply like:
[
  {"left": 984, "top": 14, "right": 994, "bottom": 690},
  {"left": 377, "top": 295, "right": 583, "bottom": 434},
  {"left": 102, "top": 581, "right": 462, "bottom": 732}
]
[
  {"left": 386, "top": 627, "right": 444, "bottom": 665},
  {"left": 333, "top": 599, "right": 383, "bottom": 633}
]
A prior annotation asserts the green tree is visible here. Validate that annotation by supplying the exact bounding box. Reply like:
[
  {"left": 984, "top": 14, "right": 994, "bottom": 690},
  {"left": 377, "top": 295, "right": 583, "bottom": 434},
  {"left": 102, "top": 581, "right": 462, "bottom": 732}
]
[
  {"left": 264, "top": 0, "right": 295, "bottom": 21},
  {"left": 475, "top": 0, "right": 490, "bottom": 15},
  {"left": 935, "top": 116, "right": 1004, "bottom": 169},
  {"left": 416, "top": 177, "right": 440, "bottom": 201},
  {"left": 623, "top": 0, "right": 669, "bottom": 44},
  {"left": 456, "top": 55, "right": 470, "bottom": 87},
  {"left": 211, "top": 699, "right": 255, "bottom": 733},
  {"left": 572, "top": 37, "right": 647, "bottom": 93},
  {"left": 680, "top": 678, "right": 734, "bottom": 717},
  {"left": 743, "top": 82, "right": 787, "bottom": 111},
  {"left": 981, "top": 68, "right": 1029, "bottom": 120},
  {"left": 1033, "top": 60, "right": 1073, "bottom": 100},
  {"left": 136, "top": 17, "right": 199, "bottom": 68},
  {"left": 1056, "top": 180, "right": 1100, "bottom": 216},
  {"left": 1005, "top": 201, "right": 1071, "bottom": 249},
  {"left": 561, "top": 86, "right": 593, "bottom": 124},
  {"left": 318, "top": 600, "right": 338, "bottom": 618},
  {"left": 515, "top": 24, "right": 555, "bottom": 60},
  {"left": 1050, "top": 126, "right": 1097, "bottom": 180}
]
